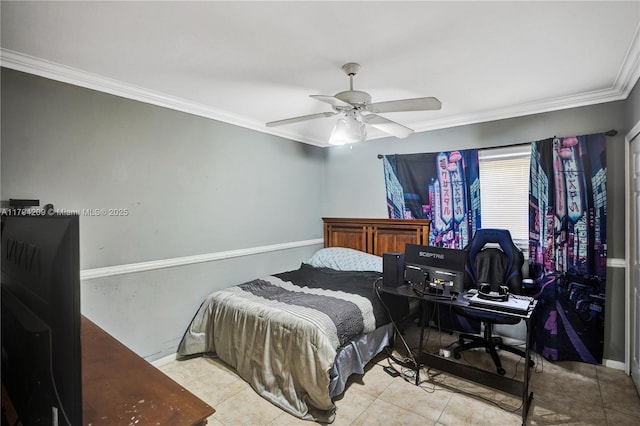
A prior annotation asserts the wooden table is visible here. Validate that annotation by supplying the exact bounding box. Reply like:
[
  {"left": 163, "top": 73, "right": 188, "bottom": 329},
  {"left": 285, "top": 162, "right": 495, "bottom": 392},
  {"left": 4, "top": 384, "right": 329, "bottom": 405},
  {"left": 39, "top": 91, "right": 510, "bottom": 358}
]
[{"left": 82, "top": 317, "right": 215, "bottom": 425}]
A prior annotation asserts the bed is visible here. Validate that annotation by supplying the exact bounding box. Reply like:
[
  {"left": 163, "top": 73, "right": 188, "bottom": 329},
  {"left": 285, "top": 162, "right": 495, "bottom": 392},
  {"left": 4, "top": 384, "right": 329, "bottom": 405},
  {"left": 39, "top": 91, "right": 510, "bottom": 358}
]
[{"left": 177, "top": 218, "right": 431, "bottom": 422}]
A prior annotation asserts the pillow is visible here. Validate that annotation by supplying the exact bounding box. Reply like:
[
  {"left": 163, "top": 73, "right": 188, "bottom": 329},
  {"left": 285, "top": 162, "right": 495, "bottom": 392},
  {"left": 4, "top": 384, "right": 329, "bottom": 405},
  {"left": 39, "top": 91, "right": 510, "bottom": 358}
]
[{"left": 306, "top": 247, "right": 383, "bottom": 272}]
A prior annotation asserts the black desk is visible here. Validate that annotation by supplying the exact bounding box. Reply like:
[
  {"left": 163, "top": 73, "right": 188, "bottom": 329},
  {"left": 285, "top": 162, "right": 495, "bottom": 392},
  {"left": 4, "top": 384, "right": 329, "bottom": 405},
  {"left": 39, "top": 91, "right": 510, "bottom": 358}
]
[{"left": 380, "top": 283, "right": 537, "bottom": 425}]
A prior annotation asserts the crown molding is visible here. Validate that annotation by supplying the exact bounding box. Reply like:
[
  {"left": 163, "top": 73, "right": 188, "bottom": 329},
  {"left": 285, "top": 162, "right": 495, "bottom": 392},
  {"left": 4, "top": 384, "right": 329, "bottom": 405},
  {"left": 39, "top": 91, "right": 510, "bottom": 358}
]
[
  {"left": 0, "top": 49, "right": 328, "bottom": 146},
  {"left": 392, "top": 23, "right": 640, "bottom": 138},
  {"left": 613, "top": 22, "right": 640, "bottom": 100},
  {"left": 410, "top": 86, "right": 630, "bottom": 136},
  {"left": 2, "top": 32, "right": 639, "bottom": 148}
]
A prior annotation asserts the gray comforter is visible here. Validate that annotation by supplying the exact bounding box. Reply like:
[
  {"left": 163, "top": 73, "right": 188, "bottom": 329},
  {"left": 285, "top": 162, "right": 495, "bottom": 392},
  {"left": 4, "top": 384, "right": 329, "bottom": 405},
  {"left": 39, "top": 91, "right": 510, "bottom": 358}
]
[{"left": 177, "top": 265, "right": 389, "bottom": 422}]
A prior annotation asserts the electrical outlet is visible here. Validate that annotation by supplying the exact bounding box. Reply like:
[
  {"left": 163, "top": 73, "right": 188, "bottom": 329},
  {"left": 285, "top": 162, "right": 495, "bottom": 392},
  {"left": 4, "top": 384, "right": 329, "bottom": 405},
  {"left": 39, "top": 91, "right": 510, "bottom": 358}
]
[{"left": 439, "top": 348, "right": 452, "bottom": 358}]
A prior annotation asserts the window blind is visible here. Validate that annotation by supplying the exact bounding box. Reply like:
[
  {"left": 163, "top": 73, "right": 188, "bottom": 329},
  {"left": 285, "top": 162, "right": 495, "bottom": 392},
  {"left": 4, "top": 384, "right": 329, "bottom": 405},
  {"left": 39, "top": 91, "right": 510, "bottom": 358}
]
[{"left": 479, "top": 145, "right": 531, "bottom": 248}]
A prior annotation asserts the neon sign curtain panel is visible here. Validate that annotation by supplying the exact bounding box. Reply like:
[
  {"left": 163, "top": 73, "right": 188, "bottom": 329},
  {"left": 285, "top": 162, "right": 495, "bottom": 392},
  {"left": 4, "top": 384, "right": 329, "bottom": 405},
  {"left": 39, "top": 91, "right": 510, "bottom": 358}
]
[
  {"left": 529, "top": 133, "right": 607, "bottom": 363},
  {"left": 383, "top": 150, "right": 480, "bottom": 249}
]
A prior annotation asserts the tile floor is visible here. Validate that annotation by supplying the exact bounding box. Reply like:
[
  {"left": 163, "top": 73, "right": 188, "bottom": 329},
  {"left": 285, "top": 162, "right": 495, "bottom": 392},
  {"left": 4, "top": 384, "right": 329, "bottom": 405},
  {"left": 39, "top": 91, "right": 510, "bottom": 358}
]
[{"left": 159, "top": 325, "right": 640, "bottom": 425}]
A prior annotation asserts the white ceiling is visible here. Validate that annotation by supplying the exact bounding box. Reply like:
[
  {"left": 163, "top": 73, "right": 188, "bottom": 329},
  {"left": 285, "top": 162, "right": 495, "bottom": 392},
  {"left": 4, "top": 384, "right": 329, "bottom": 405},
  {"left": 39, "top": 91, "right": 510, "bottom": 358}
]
[{"left": 1, "top": 1, "right": 639, "bottom": 147}]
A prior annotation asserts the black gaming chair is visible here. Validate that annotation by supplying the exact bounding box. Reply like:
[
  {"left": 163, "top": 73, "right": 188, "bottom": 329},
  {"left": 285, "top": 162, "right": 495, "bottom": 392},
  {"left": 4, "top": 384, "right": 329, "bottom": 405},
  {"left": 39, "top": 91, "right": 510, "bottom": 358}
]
[{"left": 452, "top": 229, "right": 531, "bottom": 375}]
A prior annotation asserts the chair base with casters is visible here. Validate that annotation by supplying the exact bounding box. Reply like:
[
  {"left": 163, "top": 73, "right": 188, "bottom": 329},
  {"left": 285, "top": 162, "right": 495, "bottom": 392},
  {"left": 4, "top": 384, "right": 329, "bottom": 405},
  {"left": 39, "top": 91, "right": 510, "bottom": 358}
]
[
  {"left": 452, "top": 321, "right": 533, "bottom": 375},
  {"left": 453, "top": 324, "right": 533, "bottom": 375}
]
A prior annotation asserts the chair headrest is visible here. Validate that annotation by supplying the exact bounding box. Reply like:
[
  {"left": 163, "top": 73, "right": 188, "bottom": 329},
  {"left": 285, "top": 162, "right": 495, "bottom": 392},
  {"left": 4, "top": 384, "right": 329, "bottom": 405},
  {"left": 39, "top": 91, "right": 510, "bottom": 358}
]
[
  {"left": 465, "top": 229, "right": 524, "bottom": 290},
  {"left": 466, "top": 229, "right": 520, "bottom": 266}
]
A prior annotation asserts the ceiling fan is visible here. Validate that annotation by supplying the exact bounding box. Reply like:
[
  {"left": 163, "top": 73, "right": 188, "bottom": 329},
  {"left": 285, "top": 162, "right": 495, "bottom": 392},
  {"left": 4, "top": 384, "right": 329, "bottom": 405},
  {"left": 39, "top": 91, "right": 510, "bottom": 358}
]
[{"left": 266, "top": 62, "right": 441, "bottom": 144}]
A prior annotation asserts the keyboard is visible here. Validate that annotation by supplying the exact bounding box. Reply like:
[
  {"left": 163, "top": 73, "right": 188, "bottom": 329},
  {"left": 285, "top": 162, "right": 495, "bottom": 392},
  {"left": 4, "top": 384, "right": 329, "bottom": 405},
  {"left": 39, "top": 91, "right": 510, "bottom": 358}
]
[
  {"left": 467, "top": 293, "right": 532, "bottom": 314},
  {"left": 511, "top": 294, "right": 535, "bottom": 303}
]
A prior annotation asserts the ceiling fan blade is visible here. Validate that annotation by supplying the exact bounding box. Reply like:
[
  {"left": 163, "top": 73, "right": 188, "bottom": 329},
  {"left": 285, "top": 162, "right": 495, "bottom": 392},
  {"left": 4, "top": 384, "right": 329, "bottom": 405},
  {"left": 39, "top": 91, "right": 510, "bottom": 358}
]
[
  {"left": 369, "top": 97, "right": 442, "bottom": 113},
  {"left": 310, "top": 95, "right": 353, "bottom": 109},
  {"left": 266, "top": 111, "right": 337, "bottom": 127},
  {"left": 365, "top": 114, "right": 414, "bottom": 139}
]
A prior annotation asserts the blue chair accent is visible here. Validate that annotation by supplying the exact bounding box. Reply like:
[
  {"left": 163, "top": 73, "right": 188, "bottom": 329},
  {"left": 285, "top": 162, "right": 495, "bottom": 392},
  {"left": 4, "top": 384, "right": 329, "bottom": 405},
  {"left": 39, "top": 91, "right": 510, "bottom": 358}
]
[{"left": 453, "top": 229, "right": 532, "bottom": 375}]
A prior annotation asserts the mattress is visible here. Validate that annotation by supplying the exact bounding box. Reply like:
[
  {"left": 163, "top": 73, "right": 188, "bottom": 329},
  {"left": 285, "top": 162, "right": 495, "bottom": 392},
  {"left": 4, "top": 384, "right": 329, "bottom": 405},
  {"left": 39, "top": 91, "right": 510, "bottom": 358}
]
[{"left": 177, "top": 260, "right": 405, "bottom": 422}]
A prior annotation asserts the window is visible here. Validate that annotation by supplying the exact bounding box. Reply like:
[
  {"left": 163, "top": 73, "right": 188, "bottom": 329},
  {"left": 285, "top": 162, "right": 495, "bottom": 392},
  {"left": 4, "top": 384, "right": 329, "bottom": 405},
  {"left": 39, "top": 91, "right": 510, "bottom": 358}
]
[{"left": 478, "top": 144, "right": 531, "bottom": 250}]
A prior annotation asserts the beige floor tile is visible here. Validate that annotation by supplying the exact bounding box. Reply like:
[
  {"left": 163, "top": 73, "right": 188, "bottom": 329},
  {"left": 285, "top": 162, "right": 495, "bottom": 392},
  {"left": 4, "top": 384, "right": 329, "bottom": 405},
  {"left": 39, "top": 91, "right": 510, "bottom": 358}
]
[
  {"left": 447, "top": 347, "right": 529, "bottom": 379},
  {"left": 438, "top": 392, "right": 521, "bottom": 425},
  {"left": 211, "top": 387, "right": 288, "bottom": 425},
  {"left": 595, "top": 364, "right": 632, "bottom": 383},
  {"left": 206, "top": 416, "right": 226, "bottom": 426},
  {"left": 268, "top": 410, "right": 315, "bottom": 426},
  {"left": 420, "top": 372, "right": 494, "bottom": 400},
  {"left": 532, "top": 357, "right": 598, "bottom": 380},
  {"left": 377, "top": 377, "right": 452, "bottom": 422},
  {"left": 604, "top": 407, "right": 640, "bottom": 425},
  {"left": 330, "top": 388, "right": 377, "bottom": 426},
  {"left": 264, "top": 386, "right": 377, "bottom": 426},
  {"left": 350, "top": 398, "right": 433, "bottom": 426},
  {"left": 160, "top": 356, "right": 231, "bottom": 381},
  {"left": 159, "top": 358, "right": 207, "bottom": 384},
  {"left": 343, "top": 362, "right": 396, "bottom": 398},
  {"left": 599, "top": 379, "right": 640, "bottom": 419},
  {"left": 529, "top": 389, "right": 607, "bottom": 425},
  {"left": 427, "top": 372, "right": 523, "bottom": 412},
  {"left": 162, "top": 356, "right": 252, "bottom": 408},
  {"left": 530, "top": 361, "right": 602, "bottom": 408},
  {"left": 163, "top": 338, "right": 640, "bottom": 426},
  {"left": 185, "top": 375, "right": 248, "bottom": 407}
]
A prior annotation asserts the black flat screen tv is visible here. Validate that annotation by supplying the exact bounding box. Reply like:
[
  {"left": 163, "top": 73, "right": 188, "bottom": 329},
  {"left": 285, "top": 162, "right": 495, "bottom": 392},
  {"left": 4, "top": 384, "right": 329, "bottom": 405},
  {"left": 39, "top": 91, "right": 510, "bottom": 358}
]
[{"left": 1, "top": 214, "right": 82, "bottom": 425}]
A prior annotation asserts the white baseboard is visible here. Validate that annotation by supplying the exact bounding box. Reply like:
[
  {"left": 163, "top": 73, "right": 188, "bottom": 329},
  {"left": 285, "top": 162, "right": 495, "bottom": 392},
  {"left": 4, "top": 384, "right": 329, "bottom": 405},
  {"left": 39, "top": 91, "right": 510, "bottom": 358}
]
[
  {"left": 151, "top": 353, "right": 178, "bottom": 368},
  {"left": 602, "top": 358, "right": 626, "bottom": 371},
  {"left": 607, "top": 257, "right": 626, "bottom": 268}
]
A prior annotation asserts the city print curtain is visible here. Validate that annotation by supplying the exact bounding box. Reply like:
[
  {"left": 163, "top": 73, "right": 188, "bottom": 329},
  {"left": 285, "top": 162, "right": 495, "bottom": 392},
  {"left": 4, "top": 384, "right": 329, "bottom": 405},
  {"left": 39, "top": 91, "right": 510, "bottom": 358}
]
[
  {"left": 529, "top": 133, "right": 607, "bottom": 363},
  {"left": 383, "top": 150, "right": 480, "bottom": 248}
]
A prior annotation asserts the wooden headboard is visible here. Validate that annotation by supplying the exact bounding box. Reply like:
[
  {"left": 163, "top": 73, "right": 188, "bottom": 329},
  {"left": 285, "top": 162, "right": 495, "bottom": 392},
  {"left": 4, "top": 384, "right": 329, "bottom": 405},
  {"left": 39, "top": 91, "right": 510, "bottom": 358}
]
[{"left": 323, "top": 218, "right": 431, "bottom": 257}]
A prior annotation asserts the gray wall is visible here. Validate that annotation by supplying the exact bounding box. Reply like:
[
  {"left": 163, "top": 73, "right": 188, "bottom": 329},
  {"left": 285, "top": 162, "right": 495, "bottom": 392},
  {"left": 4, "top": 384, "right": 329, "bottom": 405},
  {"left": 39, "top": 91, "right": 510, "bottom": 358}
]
[
  {"left": 1, "top": 68, "right": 325, "bottom": 360},
  {"left": 2, "top": 66, "right": 637, "bottom": 364},
  {"left": 323, "top": 101, "right": 628, "bottom": 362},
  {"left": 626, "top": 80, "right": 640, "bottom": 133}
]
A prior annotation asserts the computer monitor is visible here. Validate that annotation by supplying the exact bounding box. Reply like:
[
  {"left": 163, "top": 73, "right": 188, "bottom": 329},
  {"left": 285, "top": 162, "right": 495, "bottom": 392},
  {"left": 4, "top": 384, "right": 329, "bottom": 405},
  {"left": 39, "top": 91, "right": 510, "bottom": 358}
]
[
  {"left": 404, "top": 244, "right": 466, "bottom": 295},
  {"left": 1, "top": 214, "right": 82, "bottom": 426}
]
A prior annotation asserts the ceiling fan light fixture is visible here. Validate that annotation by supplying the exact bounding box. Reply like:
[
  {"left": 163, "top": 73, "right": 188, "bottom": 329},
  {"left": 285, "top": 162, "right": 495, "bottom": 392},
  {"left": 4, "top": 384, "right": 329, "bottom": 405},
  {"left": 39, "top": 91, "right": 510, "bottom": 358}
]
[
  {"left": 266, "top": 62, "right": 441, "bottom": 144},
  {"left": 328, "top": 111, "right": 367, "bottom": 145}
]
